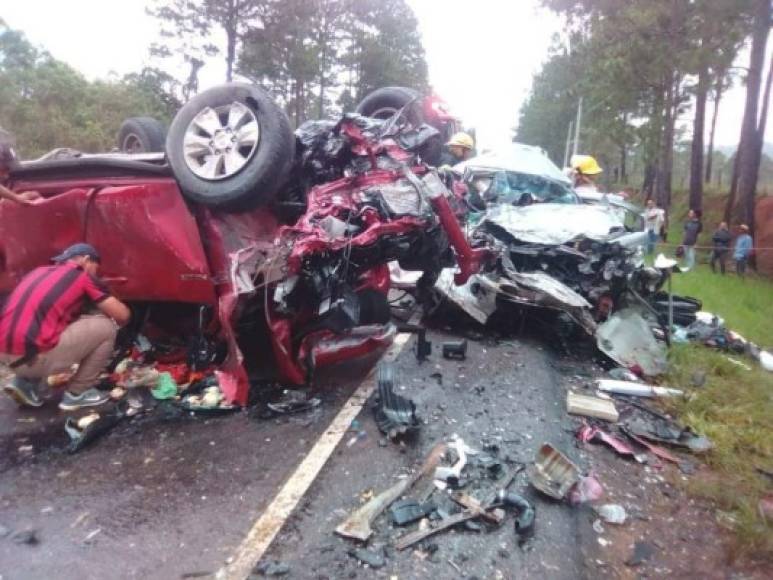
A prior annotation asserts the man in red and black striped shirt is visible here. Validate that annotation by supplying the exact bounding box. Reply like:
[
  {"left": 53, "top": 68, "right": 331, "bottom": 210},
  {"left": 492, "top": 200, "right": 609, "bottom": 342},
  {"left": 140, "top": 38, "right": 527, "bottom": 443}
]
[{"left": 0, "top": 243, "right": 130, "bottom": 410}]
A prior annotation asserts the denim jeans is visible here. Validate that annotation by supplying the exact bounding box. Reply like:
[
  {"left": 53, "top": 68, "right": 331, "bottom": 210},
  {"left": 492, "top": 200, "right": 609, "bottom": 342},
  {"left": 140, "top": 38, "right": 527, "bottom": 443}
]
[
  {"left": 684, "top": 246, "right": 696, "bottom": 270},
  {"left": 646, "top": 230, "right": 658, "bottom": 255}
]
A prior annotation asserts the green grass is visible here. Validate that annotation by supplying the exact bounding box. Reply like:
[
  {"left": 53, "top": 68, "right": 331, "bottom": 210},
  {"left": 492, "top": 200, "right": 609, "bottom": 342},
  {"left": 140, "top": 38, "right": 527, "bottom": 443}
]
[
  {"left": 664, "top": 345, "right": 773, "bottom": 560},
  {"left": 646, "top": 188, "right": 773, "bottom": 561}
]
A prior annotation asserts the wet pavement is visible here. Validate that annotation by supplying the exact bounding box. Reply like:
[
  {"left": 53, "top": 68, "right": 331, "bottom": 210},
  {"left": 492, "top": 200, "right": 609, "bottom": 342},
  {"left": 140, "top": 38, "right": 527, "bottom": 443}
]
[
  {"left": 0, "top": 365, "right": 367, "bottom": 579},
  {"left": 7, "top": 323, "right": 734, "bottom": 579},
  {"left": 259, "top": 329, "right": 598, "bottom": 579}
]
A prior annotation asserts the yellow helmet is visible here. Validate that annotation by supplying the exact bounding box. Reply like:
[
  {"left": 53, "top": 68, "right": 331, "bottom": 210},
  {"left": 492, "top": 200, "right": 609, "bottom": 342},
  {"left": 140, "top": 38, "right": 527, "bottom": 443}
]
[
  {"left": 447, "top": 132, "right": 474, "bottom": 150},
  {"left": 570, "top": 154, "right": 603, "bottom": 175}
]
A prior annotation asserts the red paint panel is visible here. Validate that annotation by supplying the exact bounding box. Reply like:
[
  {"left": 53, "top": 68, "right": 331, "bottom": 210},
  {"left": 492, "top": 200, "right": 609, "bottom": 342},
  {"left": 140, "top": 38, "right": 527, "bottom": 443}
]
[{"left": 1, "top": 181, "right": 214, "bottom": 304}]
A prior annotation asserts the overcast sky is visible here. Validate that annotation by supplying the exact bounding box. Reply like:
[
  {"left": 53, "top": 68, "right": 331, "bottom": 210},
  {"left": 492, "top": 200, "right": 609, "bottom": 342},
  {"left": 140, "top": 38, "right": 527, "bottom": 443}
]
[{"left": 2, "top": 0, "right": 768, "bottom": 151}]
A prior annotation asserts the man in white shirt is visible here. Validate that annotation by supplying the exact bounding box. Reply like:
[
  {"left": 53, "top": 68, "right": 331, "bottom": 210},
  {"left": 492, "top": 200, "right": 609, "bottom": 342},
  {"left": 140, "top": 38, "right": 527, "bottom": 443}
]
[{"left": 644, "top": 199, "right": 665, "bottom": 255}]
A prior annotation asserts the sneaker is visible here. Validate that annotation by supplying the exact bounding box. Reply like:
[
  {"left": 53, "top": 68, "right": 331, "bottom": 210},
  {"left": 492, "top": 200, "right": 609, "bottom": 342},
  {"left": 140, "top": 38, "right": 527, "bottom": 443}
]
[
  {"left": 3, "top": 377, "right": 44, "bottom": 408},
  {"left": 58, "top": 388, "right": 110, "bottom": 411}
]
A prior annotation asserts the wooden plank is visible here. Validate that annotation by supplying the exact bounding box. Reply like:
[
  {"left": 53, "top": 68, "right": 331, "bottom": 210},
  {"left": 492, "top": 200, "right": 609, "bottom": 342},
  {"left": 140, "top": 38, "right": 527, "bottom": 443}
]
[{"left": 566, "top": 391, "right": 619, "bottom": 422}]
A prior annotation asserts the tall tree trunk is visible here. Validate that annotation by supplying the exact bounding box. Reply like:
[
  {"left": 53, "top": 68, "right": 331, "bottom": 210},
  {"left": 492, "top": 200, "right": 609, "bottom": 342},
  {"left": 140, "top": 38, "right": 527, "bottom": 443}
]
[
  {"left": 656, "top": 75, "right": 677, "bottom": 210},
  {"left": 642, "top": 164, "right": 656, "bottom": 199},
  {"left": 733, "top": 0, "right": 770, "bottom": 228},
  {"left": 724, "top": 151, "right": 740, "bottom": 222},
  {"left": 225, "top": 0, "right": 236, "bottom": 83},
  {"left": 619, "top": 144, "right": 627, "bottom": 184},
  {"left": 689, "top": 65, "right": 709, "bottom": 212},
  {"left": 705, "top": 76, "right": 723, "bottom": 183}
]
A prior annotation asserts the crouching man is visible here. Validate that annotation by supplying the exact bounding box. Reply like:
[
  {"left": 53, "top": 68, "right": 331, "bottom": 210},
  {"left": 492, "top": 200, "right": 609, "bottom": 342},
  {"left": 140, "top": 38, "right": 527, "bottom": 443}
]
[{"left": 0, "top": 243, "right": 130, "bottom": 410}]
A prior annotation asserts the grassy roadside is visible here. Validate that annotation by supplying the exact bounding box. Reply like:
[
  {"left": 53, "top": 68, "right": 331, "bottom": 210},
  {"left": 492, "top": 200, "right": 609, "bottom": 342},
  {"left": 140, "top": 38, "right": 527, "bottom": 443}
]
[
  {"left": 640, "top": 189, "right": 773, "bottom": 559},
  {"left": 664, "top": 345, "right": 773, "bottom": 560}
]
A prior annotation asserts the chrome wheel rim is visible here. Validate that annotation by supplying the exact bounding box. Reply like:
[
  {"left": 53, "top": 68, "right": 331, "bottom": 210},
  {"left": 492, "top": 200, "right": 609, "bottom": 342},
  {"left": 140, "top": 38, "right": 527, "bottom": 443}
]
[{"left": 183, "top": 101, "right": 260, "bottom": 180}]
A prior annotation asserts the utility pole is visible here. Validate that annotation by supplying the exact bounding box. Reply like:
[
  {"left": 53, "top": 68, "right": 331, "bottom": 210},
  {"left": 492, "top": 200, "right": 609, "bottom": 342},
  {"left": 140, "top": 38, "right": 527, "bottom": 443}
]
[
  {"left": 563, "top": 121, "right": 574, "bottom": 168},
  {"left": 572, "top": 97, "right": 583, "bottom": 156}
]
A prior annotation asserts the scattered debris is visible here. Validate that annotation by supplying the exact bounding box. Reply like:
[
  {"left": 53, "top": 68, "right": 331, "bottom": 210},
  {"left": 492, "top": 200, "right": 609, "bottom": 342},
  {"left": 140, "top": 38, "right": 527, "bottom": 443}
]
[
  {"left": 626, "top": 541, "right": 656, "bottom": 567},
  {"left": 567, "top": 475, "right": 604, "bottom": 505},
  {"left": 596, "top": 504, "right": 626, "bottom": 525},
  {"left": 528, "top": 443, "right": 580, "bottom": 500},
  {"left": 373, "top": 364, "right": 419, "bottom": 440},
  {"left": 390, "top": 499, "right": 437, "bottom": 526},
  {"left": 65, "top": 404, "right": 126, "bottom": 454},
  {"left": 497, "top": 491, "right": 536, "bottom": 539},
  {"left": 335, "top": 443, "right": 446, "bottom": 541},
  {"left": 395, "top": 509, "right": 483, "bottom": 551},
  {"left": 451, "top": 491, "right": 506, "bottom": 525},
  {"left": 435, "top": 435, "right": 478, "bottom": 487},
  {"left": 253, "top": 560, "right": 290, "bottom": 577},
  {"left": 596, "top": 379, "right": 683, "bottom": 398},
  {"left": 10, "top": 529, "right": 39, "bottom": 545},
  {"left": 348, "top": 547, "right": 386, "bottom": 569},
  {"left": 442, "top": 340, "right": 468, "bottom": 360},
  {"left": 265, "top": 391, "right": 321, "bottom": 415},
  {"left": 577, "top": 424, "right": 643, "bottom": 462},
  {"left": 566, "top": 392, "right": 619, "bottom": 422},
  {"left": 415, "top": 328, "right": 432, "bottom": 361},
  {"left": 607, "top": 367, "right": 640, "bottom": 382},
  {"left": 596, "top": 308, "right": 667, "bottom": 377}
]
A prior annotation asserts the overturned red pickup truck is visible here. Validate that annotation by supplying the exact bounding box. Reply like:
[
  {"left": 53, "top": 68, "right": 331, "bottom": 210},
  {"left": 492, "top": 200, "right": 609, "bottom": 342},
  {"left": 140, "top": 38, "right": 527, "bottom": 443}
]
[{"left": 0, "top": 83, "right": 484, "bottom": 405}]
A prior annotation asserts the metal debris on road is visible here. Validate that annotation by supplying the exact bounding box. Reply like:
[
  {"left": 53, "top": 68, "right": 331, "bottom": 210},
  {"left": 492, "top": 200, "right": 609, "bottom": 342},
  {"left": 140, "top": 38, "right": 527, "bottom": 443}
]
[
  {"left": 335, "top": 443, "right": 446, "bottom": 541},
  {"left": 372, "top": 363, "right": 420, "bottom": 441}
]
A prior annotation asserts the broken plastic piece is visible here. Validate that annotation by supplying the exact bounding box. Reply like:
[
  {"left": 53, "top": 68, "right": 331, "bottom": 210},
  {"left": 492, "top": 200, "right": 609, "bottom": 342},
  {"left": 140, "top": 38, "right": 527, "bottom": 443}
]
[
  {"left": 390, "top": 499, "right": 437, "bottom": 526},
  {"left": 596, "top": 379, "right": 683, "bottom": 398},
  {"left": 373, "top": 364, "right": 419, "bottom": 440},
  {"left": 348, "top": 547, "right": 385, "bottom": 569},
  {"left": 497, "top": 491, "right": 535, "bottom": 539},
  {"left": 415, "top": 329, "right": 432, "bottom": 361},
  {"left": 151, "top": 372, "right": 178, "bottom": 400},
  {"left": 528, "top": 443, "right": 580, "bottom": 500},
  {"left": 434, "top": 435, "right": 477, "bottom": 485},
  {"left": 577, "top": 424, "right": 644, "bottom": 462},
  {"left": 596, "top": 504, "right": 626, "bottom": 524},
  {"left": 65, "top": 404, "right": 126, "bottom": 453},
  {"left": 442, "top": 340, "right": 468, "bottom": 360},
  {"left": 567, "top": 475, "right": 604, "bottom": 505},
  {"left": 596, "top": 308, "right": 667, "bottom": 376}
]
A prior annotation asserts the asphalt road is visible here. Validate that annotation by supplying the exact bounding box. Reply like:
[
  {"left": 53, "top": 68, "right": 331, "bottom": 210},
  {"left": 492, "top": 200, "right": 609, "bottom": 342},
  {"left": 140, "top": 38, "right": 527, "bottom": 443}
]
[{"left": 0, "top": 327, "right": 599, "bottom": 580}]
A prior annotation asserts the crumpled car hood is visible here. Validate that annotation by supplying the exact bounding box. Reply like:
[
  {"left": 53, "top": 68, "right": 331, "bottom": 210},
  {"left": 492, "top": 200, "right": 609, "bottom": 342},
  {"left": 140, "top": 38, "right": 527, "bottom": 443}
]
[{"left": 478, "top": 203, "right": 626, "bottom": 245}]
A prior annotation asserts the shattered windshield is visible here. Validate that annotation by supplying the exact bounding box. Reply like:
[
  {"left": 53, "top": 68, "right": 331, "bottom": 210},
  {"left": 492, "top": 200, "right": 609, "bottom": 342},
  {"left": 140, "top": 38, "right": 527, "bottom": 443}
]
[{"left": 475, "top": 171, "right": 577, "bottom": 206}]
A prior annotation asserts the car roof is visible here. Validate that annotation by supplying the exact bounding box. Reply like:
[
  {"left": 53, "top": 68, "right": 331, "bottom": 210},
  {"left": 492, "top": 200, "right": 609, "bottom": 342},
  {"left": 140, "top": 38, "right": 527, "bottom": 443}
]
[{"left": 454, "top": 143, "right": 572, "bottom": 186}]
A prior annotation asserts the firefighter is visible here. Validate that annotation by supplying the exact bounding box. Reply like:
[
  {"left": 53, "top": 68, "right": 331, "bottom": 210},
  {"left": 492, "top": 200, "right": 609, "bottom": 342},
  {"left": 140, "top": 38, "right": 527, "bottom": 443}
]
[{"left": 570, "top": 154, "right": 603, "bottom": 194}]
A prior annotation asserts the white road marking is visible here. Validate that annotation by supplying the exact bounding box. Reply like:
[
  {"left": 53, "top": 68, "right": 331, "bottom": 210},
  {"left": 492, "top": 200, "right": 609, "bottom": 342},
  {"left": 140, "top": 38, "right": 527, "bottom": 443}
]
[{"left": 218, "top": 329, "right": 414, "bottom": 580}]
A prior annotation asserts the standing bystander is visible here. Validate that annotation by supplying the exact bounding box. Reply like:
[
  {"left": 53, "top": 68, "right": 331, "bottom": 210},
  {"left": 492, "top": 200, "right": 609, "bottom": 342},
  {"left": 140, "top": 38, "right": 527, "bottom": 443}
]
[
  {"left": 733, "top": 224, "right": 753, "bottom": 278},
  {"left": 644, "top": 199, "right": 665, "bottom": 255},
  {"left": 710, "top": 221, "right": 732, "bottom": 274},
  {"left": 681, "top": 209, "right": 702, "bottom": 271}
]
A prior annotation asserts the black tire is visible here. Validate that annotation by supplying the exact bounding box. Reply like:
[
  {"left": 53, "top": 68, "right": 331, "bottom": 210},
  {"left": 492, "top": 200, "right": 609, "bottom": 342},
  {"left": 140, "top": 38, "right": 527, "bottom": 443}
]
[
  {"left": 117, "top": 117, "right": 166, "bottom": 153},
  {"left": 165, "top": 83, "right": 295, "bottom": 210},
  {"left": 355, "top": 86, "right": 422, "bottom": 123}
]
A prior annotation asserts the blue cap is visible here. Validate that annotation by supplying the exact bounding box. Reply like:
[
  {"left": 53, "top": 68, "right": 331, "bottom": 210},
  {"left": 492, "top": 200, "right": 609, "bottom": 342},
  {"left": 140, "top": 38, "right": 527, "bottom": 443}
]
[{"left": 52, "top": 243, "right": 101, "bottom": 264}]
